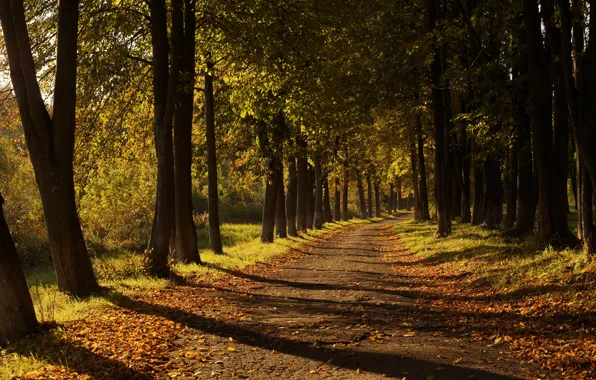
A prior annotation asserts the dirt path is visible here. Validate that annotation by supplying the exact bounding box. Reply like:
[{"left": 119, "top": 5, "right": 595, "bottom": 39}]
[
  {"left": 149, "top": 217, "right": 541, "bottom": 379},
  {"left": 25, "top": 217, "right": 546, "bottom": 379}
]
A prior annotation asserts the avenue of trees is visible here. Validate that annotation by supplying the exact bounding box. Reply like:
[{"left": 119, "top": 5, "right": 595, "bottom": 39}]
[{"left": 0, "top": 0, "right": 595, "bottom": 344}]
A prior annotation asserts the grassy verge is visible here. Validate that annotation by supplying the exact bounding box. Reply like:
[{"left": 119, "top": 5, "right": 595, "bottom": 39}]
[{"left": 393, "top": 218, "right": 594, "bottom": 295}]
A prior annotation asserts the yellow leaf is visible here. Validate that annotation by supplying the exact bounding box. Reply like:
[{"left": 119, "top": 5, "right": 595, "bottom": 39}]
[
  {"left": 427, "top": 376, "right": 434, "bottom": 380},
  {"left": 356, "top": 368, "right": 362, "bottom": 374},
  {"left": 453, "top": 357, "right": 463, "bottom": 364},
  {"left": 228, "top": 347, "right": 236, "bottom": 352}
]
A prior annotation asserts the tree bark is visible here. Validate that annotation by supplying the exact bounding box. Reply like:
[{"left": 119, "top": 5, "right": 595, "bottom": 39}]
[
  {"left": 396, "top": 177, "right": 403, "bottom": 210},
  {"left": 323, "top": 173, "right": 333, "bottom": 222},
  {"left": 296, "top": 136, "right": 308, "bottom": 231},
  {"left": 334, "top": 176, "right": 341, "bottom": 221},
  {"left": 524, "top": 0, "right": 575, "bottom": 243},
  {"left": 306, "top": 164, "right": 315, "bottom": 229},
  {"left": 0, "top": 193, "right": 38, "bottom": 345},
  {"left": 389, "top": 183, "right": 394, "bottom": 214},
  {"left": 357, "top": 173, "right": 367, "bottom": 218},
  {"left": 0, "top": 0, "right": 99, "bottom": 295},
  {"left": 204, "top": 61, "right": 223, "bottom": 254},
  {"left": 472, "top": 162, "right": 485, "bottom": 226},
  {"left": 374, "top": 182, "right": 381, "bottom": 217},
  {"left": 259, "top": 119, "right": 283, "bottom": 243},
  {"left": 342, "top": 162, "right": 349, "bottom": 221},
  {"left": 504, "top": 144, "right": 518, "bottom": 230},
  {"left": 461, "top": 130, "right": 472, "bottom": 223},
  {"left": 173, "top": 0, "right": 200, "bottom": 263},
  {"left": 314, "top": 156, "right": 324, "bottom": 229},
  {"left": 429, "top": 0, "right": 451, "bottom": 236},
  {"left": 411, "top": 142, "right": 422, "bottom": 220},
  {"left": 580, "top": 166, "right": 596, "bottom": 251},
  {"left": 417, "top": 118, "right": 431, "bottom": 220},
  {"left": 483, "top": 157, "right": 503, "bottom": 228},
  {"left": 286, "top": 154, "right": 298, "bottom": 236},
  {"left": 366, "top": 171, "right": 373, "bottom": 219},
  {"left": 275, "top": 167, "right": 287, "bottom": 238}
]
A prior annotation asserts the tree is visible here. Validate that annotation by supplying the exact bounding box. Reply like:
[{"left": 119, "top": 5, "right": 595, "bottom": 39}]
[
  {"left": 174, "top": 0, "right": 201, "bottom": 262},
  {"left": 0, "top": 0, "right": 99, "bottom": 296},
  {"left": 204, "top": 60, "right": 224, "bottom": 253},
  {"left": 0, "top": 193, "right": 38, "bottom": 344}
]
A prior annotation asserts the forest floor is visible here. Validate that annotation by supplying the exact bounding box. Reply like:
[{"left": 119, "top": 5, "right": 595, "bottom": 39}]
[{"left": 3, "top": 216, "right": 579, "bottom": 379}]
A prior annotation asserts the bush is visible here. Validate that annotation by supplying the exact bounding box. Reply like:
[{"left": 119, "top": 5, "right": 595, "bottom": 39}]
[{"left": 78, "top": 162, "right": 155, "bottom": 250}]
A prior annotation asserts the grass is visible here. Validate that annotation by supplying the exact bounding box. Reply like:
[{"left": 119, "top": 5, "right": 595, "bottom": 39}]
[
  {"left": 393, "top": 217, "right": 594, "bottom": 294},
  {"left": 0, "top": 217, "right": 386, "bottom": 378}
]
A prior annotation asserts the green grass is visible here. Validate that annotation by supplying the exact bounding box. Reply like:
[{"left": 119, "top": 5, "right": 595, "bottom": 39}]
[
  {"left": 393, "top": 218, "right": 594, "bottom": 293},
  {"left": 1, "top": 217, "right": 383, "bottom": 378}
]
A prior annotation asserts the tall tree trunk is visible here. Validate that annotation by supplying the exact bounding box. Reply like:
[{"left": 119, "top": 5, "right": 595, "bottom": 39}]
[
  {"left": 504, "top": 144, "right": 518, "bottom": 230},
  {"left": 323, "top": 173, "right": 333, "bottom": 222},
  {"left": 367, "top": 171, "right": 373, "bottom": 219},
  {"left": 275, "top": 167, "right": 287, "bottom": 238},
  {"left": 417, "top": 118, "right": 431, "bottom": 220},
  {"left": 461, "top": 130, "right": 472, "bottom": 223},
  {"left": 296, "top": 136, "right": 308, "bottom": 231},
  {"left": 472, "top": 162, "right": 485, "bottom": 225},
  {"left": 342, "top": 162, "right": 349, "bottom": 221},
  {"left": 389, "top": 183, "right": 394, "bottom": 214},
  {"left": 314, "top": 156, "right": 324, "bottom": 229},
  {"left": 204, "top": 61, "right": 223, "bottom": 254},
  {"left": 524, "top": 0, "right": 575, "bottom": 242},
  {"left": 580, "top": 166, "right": 595, "bottom": 251},
  {"left": 411, "top": 142, "right": 422, "bottom": 220},
  {"left": 0, "top": 193, "right": 38, "bottom": 344},
  {"left": 429, "top": 0, "right": 451, "bottom": 236},
  {"left": 306, "top": 164, "right": 315, "bottom": 229},
  {"left": 334, "top": 177, "right": 341, "bottom": 221},
  {"left": 374, "top": 182, "right": 381, "bottom": 217},
  {"left": 396, "top": 177, "right": 403, "bottom": 210},
  {"left": 483, "top": 157, "right": 503, "bottom": 228},
  {"left": 0, "top": 0, "right": 99, "bottom": 296},
  {"left": 286, "top": 154, "right": 298, "bottom": 236},
  {"left": 259, "top": 119, "right": 283, "bottom": 243},
  {"left": 513, "top": 21, "right": 537, "bottom": 234},
  {"left": 173, "top": 0, "right": 200, "bottom": 263},
  {"left": 357, "top": 173, "right": 367, "bottom": 218}
]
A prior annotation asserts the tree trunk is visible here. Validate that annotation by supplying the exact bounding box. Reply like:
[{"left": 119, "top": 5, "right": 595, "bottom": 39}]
[
  {"left": 367, "top": 171, "right": 373, "bottom": 219},
  {"left": 286, "top": 155, "right": 298, "bottom": 236},
  {"left": 275, "top": 167, "right": 287, "bottom": 238},
  {"left": 513, "top": 22, "right": 537, "bottom": 234},
  {"left": 306, "top": 164, "right": 315, "bottom": 229},
  {"left": 172, "top": 0, "right": 200, "bottom": 263},
  {"left": 483, "top": 157, "right": 503, "bottom": 228},
  {"left": 504, "top": 144, "right": 518, "bottom": 230},
  {"left": 472, "top": 163, "right": 485, "bottom": 226},
  {"left": 524, "top": 0, "right": 575, "bottom": 243},
  {"left": 323, "top": 173, "right": 333, "bottom": 222},
  {"left": 417, "top": 119, "right": 431, "bottom": 220},
  {"left": 396, "top": 177, "right": 403, "bottom": 210},
  {"left": 429, "top": 0, "right": 451, "bottom": 236},
  {"left": 374, "top": 182, "right": 381, "bottom": 217},
  {"left": 580, "top": 167, "right": 596, "bottom": 250},
  {"left": 203, "top": 61, "right": 223, "bottom": 254},
  {"left": 296, "top": 136, "right": 308, "bottom": 231},
  {"left": 411, "top": 142, "right": 422, "bottom": 220},
  {"left": 357, "top": 173, "right": 367, "bottom": 218},
  {"left": 461, "top": 130, "right": 472, "bottom": 223},
  {"left": 259, "top": 119, "right": 283, "bottom": 243},
  {"left": 0, "top": 193, "right": 38, "bottom": 345},
  {"left": 334, "top": 177, "right": 341, "bottom": 221},
  {"left": 389, "top": 183, "right": 394, "bottom": 214},
  {"left": 314, "top": 156, "right": 324, "bottom": 229},
  {"left": 0, "top": 0, "right": 99, "bottom": 296},
  {"left": 342, "top": 163, "right": 349, "bottom": 221}
]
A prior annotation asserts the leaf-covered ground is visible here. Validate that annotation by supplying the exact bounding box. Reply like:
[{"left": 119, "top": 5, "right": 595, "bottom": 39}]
[
  {"left": 3, "top": 217, "right": 583, "bottom": 379},
  {"left": 390, "top": 219, "right": 596, "bottom": 379}
]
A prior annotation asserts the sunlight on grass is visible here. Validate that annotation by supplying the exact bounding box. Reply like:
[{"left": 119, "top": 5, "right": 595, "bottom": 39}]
[{"left": 393, "top": 219, "right": 593, "bottom": 293}]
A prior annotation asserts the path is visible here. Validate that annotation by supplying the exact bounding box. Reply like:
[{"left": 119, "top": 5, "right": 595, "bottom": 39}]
[
  {"left": 31, "top": 217, "right": 546, "bottom": 379},
  {"left": 150, "top": 217, "right": 540, "bottom": 379}
]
